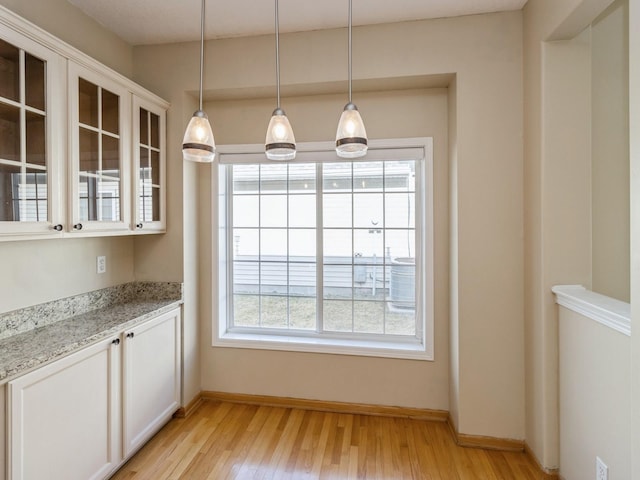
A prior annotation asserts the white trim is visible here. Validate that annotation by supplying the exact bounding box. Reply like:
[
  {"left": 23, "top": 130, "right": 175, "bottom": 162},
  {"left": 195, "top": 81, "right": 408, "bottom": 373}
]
[
  {"left": 552, "top": 285, "right": 631, "bottom": 336},
  {"left": 214, "top": 331, "right": 432, "bottom": 361},
  {"left": 213, "top": 138, "right": 435, "bottom": 361}
]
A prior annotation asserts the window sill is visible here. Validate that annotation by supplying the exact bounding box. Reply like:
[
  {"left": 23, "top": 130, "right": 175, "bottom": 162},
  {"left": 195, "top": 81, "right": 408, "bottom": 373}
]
[{"left": 213, "top": 331, "right": 434, "bottom": 361}]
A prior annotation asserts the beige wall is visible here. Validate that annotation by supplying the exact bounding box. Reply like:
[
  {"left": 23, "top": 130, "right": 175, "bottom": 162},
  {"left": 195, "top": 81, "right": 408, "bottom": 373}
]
[
  {"left": 202, "top": 88, "right": 450, "bottom": 410},
  {"left": 133, "top": 11, "right": 525, "bottom": 440},
  {"left": 0, "top": 0, "right": 138, "bottom": 315},
  {"left": 523, "top": 0, "right": 620, "bottom": 470},
  {"left": 0, "top": 237, "right": 135, "bottom": 313},
  {"left": 629, "top": 0, "right": 640, "bottom": 476},
  {"left": 591, "top": 0, "right": 630, "bottom": 302},
  {"left": 558, "top": 308, "right": 631, "bottom": 480},
  {"left": 0, "top": 0, "right": 132, "bottom": 77}
]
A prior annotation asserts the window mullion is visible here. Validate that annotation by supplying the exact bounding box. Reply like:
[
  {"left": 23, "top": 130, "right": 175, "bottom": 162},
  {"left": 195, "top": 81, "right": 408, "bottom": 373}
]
[
  {"left": 226, "top": 166, "right": 235, "bottom": 330},
  {"left": 316, "top": 163, "right": 323, "bottom": 334}
]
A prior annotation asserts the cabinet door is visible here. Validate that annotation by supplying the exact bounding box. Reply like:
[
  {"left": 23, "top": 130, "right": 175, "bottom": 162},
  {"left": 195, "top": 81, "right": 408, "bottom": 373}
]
[
  {"left": 7, "top": 337, "right": 122, "bottom": 480},
  {"left": 132, "top": 96, "right": 166, "bottom": 233},
  {"left": 0, "top": 25, "right": 65, "bottom": 238},
  {"left": 122, "top": 308, "right": 181, "bottom": 457},
  {"left": 68, "top": 61, "right": 131, "bottom": 234}
]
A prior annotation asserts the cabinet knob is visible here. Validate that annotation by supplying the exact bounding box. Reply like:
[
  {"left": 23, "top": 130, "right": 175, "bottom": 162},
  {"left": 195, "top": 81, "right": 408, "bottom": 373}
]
[
  {"left": 112, "top": 338, "right": 120, "bottom": 345},
  {"left": 126, "top": 332, "right": 135, "bottom": 339},
  {"left": 136, "top": 223, "right": 143, "bottom": 229},
  {"left": 52, "top": 224, "right": 63, "bottom": 231},
  {"left": 73, "top": 223, "right": 83, "bottom": 230}
]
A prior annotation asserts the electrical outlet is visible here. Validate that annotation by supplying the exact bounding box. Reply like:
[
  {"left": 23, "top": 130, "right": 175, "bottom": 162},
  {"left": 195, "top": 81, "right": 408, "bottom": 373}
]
[
  {"left": 97, "top": 256, "right": 106, "bottom": 274},
  {"left": 596, "top": 457, "right": 608, "bottom": 480}
]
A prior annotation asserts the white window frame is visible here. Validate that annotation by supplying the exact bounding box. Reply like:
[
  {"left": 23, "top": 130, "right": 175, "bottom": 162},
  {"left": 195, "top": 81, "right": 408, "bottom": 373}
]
[{"left": 212, "top": 138, "right": 434, "bottom": 361}]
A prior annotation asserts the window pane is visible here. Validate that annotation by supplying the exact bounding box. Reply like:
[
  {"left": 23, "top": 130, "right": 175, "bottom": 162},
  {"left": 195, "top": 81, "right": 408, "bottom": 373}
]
[
  {"left": 150, "top": 151, "right": 160, "bottom": 185},
  {"left": 233, "top": 260, "right": 259, "bottom": 294},
  {"left": 102, "top": 88, "right": 119, "bottom": 135},
  {"left": 323, "top": 193, "right": 351, "bottom": 227},
  {"left": 323, "top": 229, "right": 352, "bottom": 263},
  {"left": 102, "top": 134, "right": 120, "bottom": 178},
  {"left": 289, "top": 229, "right": 315, "bottom": 259},
  {"left": 79, "top": 127, "right": 98, "bottom": 174},
  {"left": 354, "top": 162, "right": 383, "bottom": 191},
  {"left": 289, "top": 297, "right": 315, "bottom": 330},
  {"left": 353, "top": 193, "right": 383, "bottom": 229},
  {"left": 385, "top": 229, "right": 415, "bottom": 259},
  {"left": 289, "top": 262, "right": 316, "bottom": 295},
  {"left": 323, "top": 163, "right": 352, "bottom": 191},
  {"left": 233, "top": 165, "right": 258, "bottom": 193},
  {"left": 385, "top": 161, "right": 415, "bottom": 191},
  {"left": 323, "top": 300, "right": 352, "bottom": 332},
  {"left": 0, "top": 102, "right": 20, "bottom": 161},
  {"left": 150, "top": 112, "right": 160, "bottom": 148},
  {"left": 385, "top": 303, "right": 416, "bottom": 336},
  {"left": 260, "top": 295, "right": 288, "bottom": 329},
  {"left": 289, "top": 194, "right": 315, "bottom": 228},
  {"left": 354, "top": 301, "right": 384, "bottom": 334},
  {"left": 0, "top": 165, "right": 48, "bottom": 222},
  {"left": 233, "top": 294, "right": 259, "bottom": 327},
  {"left": 260, "top": 262, "right": 287, "bottom": 295},
  {"left": 139, "top": 109, "right": 149, "bottom": 146},
  {"left": 260, "top": 164, "right": 287, "bottom": 192},
  {"left": 233, "top": 228, "right": 259, "bottom": 258},
  {"left": 261, "top": 229, "right": 287, "bottom": 257},
  {"left": 260, "top": 195, "right": 287, "bottom": 227},
  {"left": 79, "top": 78, "right": 98, "bottom": 127},
  {"left": 388, "top": 257, "right": 416, "bottom": 309},
  {"left": 354, "top": 229, "right": 384, "bottom": 259},
  {"left": 0, "top": 163, "right": 20, "bottom": 221},
  {"left": 324, "top": 265, "right": 352, "bottom": 300},
  {"left": 233, "top": 195, "right": 259, "bottom": 227},
  {"left": 26, "top": 111, "right": 46, "bottom": 167},
  {"left": 288, "top": 163, "right": 315, "bottom": 192},
  {"left": 385, "top": 192, "right": 415, "bottom": 228},
  {"left": 0, "top": 40, "right": 19, "bottom": 102},
  {"left": 25, "top": 53, "right": 45, "bottom": 111}
]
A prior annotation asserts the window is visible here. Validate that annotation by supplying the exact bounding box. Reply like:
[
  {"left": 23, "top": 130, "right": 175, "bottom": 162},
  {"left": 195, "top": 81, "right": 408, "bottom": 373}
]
[{"left": 215, "top": 139, "right": 433, "bottom": 360}]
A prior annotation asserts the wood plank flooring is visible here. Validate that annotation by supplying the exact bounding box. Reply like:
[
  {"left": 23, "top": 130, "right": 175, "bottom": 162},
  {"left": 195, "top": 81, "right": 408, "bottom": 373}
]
[{"left": 110, "top": 400, "right": 551, "bottom": 480}]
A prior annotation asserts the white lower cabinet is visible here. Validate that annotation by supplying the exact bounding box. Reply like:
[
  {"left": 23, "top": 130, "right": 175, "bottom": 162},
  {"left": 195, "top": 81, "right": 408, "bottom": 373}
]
[
  {"left": 7, "top": 337, "right": 121, "bottom": 480},
  {"left": 5, "top": 307, "right": 181, "bottom": 480},
  {"left": 122, "top": 309, "right": 181, "bottom": 456}
]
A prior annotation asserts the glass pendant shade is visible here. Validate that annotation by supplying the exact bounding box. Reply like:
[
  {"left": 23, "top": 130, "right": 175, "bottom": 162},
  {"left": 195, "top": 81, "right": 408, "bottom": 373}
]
[
  {"left": 182, "top": 110, "right": 215, "bottom": 163},
  {"left": 265, "top": 108, "right": 296, "bottom": 161},
  {"left": 336, "top": 102, "right": 367, "bottom": 158}
]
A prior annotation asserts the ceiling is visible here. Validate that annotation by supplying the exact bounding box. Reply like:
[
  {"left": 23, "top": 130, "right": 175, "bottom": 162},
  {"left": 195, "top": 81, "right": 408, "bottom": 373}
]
[{"left": 66, "top": 0, "right": 528, "bottom": 46}]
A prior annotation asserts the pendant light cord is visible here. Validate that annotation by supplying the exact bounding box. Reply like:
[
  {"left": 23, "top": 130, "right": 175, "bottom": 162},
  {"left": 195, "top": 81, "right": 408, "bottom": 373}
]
[
  {"left": 199, "top": 0, "right": 205, "bottom": 111},
  {"left": 348, "top": 0, "right": 352, "bottom": 104},
  {"left": 275, "top": 0, "right": 281, "bottom": 109}
]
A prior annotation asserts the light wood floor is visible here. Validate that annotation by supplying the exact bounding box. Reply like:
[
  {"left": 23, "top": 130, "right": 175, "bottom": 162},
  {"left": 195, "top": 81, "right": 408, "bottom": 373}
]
[{"left": 110, "top": 400, "right": 550, "bottom": 480}]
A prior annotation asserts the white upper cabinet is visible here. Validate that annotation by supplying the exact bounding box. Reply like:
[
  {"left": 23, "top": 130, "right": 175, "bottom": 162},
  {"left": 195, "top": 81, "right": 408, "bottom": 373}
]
[
  {"left": 0, "top": 23, "right": 65, "bottom": 237},
  {"left": 0, "top": 6, "right": 169, "bottom": 241},
  {"left": 68, "top": 62, "right": 131, "bottom": 234},
  {"left": 132, "top": 95, "right": 166, "bottom": 233}
]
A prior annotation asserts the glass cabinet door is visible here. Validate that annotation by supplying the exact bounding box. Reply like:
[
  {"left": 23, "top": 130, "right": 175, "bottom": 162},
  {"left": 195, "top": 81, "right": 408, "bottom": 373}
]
[
  {"left": 0, "top": 28, "right": 64, "bottom": 236},
  {"left": 133, "top": 96, "right": 166, "bottom": 232},
  {"left": 69, "top": 62, "right": 130, "bottom": 233}
]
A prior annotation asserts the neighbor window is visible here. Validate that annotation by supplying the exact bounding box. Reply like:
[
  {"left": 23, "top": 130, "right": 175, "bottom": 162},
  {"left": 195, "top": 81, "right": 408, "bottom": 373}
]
[{"left": 215, "top": 139, "right": 433, "bottom": 360}]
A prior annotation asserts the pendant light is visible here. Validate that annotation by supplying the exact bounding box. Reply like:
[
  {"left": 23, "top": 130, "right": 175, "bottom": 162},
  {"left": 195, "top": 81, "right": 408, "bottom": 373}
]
[
  {"left": 182, "top": 0, "right": 216, "bottom": 163},
  {"left": 265, "top": 0, "right": 296, "bottom": 161},
  {"left": 335, "top": 0, "right": 367, "bottom": 159}
]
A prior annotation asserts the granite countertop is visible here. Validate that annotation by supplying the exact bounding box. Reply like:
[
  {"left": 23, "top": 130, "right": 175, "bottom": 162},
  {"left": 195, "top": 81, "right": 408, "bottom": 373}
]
[{"left": 0, "top": 282, "right": 183, "bottom": 384}]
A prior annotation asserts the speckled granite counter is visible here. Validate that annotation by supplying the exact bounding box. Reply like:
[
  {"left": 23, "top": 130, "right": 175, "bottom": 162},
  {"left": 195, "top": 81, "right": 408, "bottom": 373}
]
[{"left": 0, "top": 282, "right": 183, "bottom": 383}]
